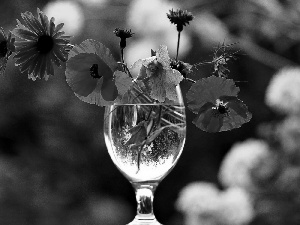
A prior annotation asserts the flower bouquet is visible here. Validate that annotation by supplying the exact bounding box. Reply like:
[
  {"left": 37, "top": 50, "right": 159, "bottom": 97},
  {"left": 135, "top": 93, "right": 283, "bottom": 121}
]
[
  {"left": 0, "top": 6, "right": 252, "bottom": 225},
  {"left": 0, "top": 8, "right": 251, "bottom": 132}
]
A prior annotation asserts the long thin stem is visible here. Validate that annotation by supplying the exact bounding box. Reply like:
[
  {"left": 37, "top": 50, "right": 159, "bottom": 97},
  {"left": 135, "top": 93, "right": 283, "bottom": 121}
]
[
  {"left": 176, "top": 31, "right": 181, "bottom": 61},
  {"left": 121, "top": 48, "right": 124, "bottom": 64}
]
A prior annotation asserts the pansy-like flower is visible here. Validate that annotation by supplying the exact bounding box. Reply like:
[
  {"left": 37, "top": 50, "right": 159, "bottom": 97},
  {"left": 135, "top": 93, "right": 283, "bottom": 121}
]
[
  {"left": 66, "top": 39, "right": 130, "bottom": 106},
  {"left": 167, "top": 9, "right": 194, "bottom": 32},
  {"left": 0, "top": 27, "right": 15, "bottom": 75},
  {"left": 132, "top": 45, "right": 183, "bottom": 103},
  {"left": 187, "top": 76, "right": 251, "bottom": 132},
  {"left": 12, "top": 8, "right": 71, "bottom": 80}
]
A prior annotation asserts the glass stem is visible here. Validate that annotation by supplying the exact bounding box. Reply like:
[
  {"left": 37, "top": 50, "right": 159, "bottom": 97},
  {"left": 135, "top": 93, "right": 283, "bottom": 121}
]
[{"left": 132, "top": 182, "right": 158, "bottom": 221}]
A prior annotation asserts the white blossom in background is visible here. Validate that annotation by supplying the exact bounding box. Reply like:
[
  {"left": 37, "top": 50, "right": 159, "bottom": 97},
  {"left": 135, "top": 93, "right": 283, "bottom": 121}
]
[
  {"left": 217, "top": 187, "right": 254, "bottom": 225},
  {"left": 128, "top": 0, "right": 179, "bottom": 35},
  {"left": 176, "top": 182, "right": 220, "bottom": 214},
  {"left": 126, "top": 0, "right": 191, "bottom": 62},
  {"left": 265, "top": 67, "right": 300, "bottom": 114},
  {"left": 176, "top": 182, "right": 254, "bottom": 225},
  {"left": 176, "top": 182, "right": 221, "bottom": 225},
  {"left": 218, "top": 139, "right": 271, "bottom": 190},
  {"left": 44, "top": 1, "right": 84, "bottom": 36},
  {"left": 275, "top": 166, "right": 300, "bottom": 199},
  {"left": 277, "top": 116, "right": 300, "bottom": 155},
  {"left": 76, "top": 0, "right": 108, "bottom": 8}
]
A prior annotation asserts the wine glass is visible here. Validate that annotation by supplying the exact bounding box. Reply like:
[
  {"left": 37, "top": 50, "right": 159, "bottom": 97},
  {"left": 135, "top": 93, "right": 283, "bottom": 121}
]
[{"left": 104, "top": 87, "right": 186, "bottom": 225}]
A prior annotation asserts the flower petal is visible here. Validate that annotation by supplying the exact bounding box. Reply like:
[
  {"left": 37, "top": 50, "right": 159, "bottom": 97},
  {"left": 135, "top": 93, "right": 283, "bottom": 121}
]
[
  {"left": 0, "top": 57, "right": 8, "bottom": 76},
  {"left": 21, "top": 12, "right": 41, "bottom": 35},
  {"left": 53, "top": 23, "right": 64, "bottom": 36},
  {"left": 165, "top": 68, "right": 183, "bottom": 86},
  {"left": 12, "top": 28, "right": 38, "bottom": 40},
  {"left": 220, "top": 96, "right": 249, "bottom": 119},
  {"left": 68, "top": 39, "right": 118, "bottom": 72},
  {"left": 38, "top": 11, "right": 49, "bottom": 34},
  {"left": 76, "top": 78, "right": 115, "bottom": 106},
  {"left": 193, "top": 107, "right": 223, "bottom": 132},
  {"left": 165, "top": 83, "right": 179, "bottom": 102},
  {"left": 114, "top": 70, "right": 133, "bottom": 96},
  {"left": 49, "top": 17, "right": 56, "bottom": 36},
  {"left": 46, "top": 57, "right": 54, "bottom": 76},
  {"left": 187, "top": 76, "right": 240, "bottom": 114},
  {"left": 17, "top": 53, "right": 39, "bottom": 72},
  {"left": 156, "top": 45, "right": 170, "bottom": 68},
  {"left": 66, "top": 53, "right": 99, "bottom": 96},
  {"left": 149, "top": 73, "right": 166, "bottom": 102},
  {"left": 0, "top": 27, "right": 6, "bottom": 41},
  {"left": 101, "top": 77, "right": 118, "bottom": 101}
]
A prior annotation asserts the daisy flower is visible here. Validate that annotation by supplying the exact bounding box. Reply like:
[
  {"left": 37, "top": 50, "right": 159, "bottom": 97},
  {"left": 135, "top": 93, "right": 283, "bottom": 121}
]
[
  {"left": 12, "top": 8, "right": 71, "bottom": 80},
  {"left": 132, "top": 45, "right": 183, "bottom": 102},
  {"left": 266, "top": 67, "right": 300, "bottom": 114},
  {"left": 65, "top": 39, "right": 130, "bottom": 106},
  {"left": 186, "top": 76, "right": 251, "bottom": 132},
  {"left": 167, "top": 8, "right": 194, "bottom": 32},
  {"left": 0, "top": 27, "right": 15, "bottom": 75}
]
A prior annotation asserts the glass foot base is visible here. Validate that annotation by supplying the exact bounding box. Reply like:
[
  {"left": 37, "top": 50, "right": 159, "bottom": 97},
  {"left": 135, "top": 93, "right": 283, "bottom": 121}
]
[{"left": 127, "top": 217, "right": 162, "bottom": 225}]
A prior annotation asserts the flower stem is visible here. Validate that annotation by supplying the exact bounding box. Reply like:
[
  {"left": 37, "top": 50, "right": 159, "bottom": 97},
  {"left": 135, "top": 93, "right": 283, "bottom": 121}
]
[
  {"left": 185, "top": 77, "right": 196, "bottom": 83},
  {"left": 120, "top": 49, "right": 136, "bottom": 81},
  {"left": 175, "top": 31, "right": 181, "bottom": 62},
  {"left": 121, "top": 48, "right": 124, "bottom": 64}
]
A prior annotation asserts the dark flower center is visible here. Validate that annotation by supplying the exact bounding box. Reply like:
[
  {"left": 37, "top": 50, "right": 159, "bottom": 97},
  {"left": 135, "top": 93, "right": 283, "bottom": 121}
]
[
  {"left": 0, "top": 41, "right": 8, "bottom": 58},
  {"left": 147, "top": 60, "right": 164, "bottom": 77},
  {"left": 170, "top": 59, "right": 192, "bottom": 78},
  {"left": 90, "top": 64, "right": 101, "bottom": 79},
  {"left": 217, "top": 104, "right": 228, "bottom": 114},
  {"left": 213, "top": 99, "right": 229, "bottom": 117},
  {"left": 36, "top": 35, "right": 54, "bottom": 54}
]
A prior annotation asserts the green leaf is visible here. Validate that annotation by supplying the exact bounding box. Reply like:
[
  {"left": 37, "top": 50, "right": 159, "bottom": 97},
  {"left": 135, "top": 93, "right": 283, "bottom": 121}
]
[{"left": 126, "top": 121, "right": 148, "bottom": 146}]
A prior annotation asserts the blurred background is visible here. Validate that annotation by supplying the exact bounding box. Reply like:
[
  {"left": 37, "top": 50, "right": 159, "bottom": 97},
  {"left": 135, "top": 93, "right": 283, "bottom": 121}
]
[{"left": 1, "top": 0, "right": 300, "bottom": 224}]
